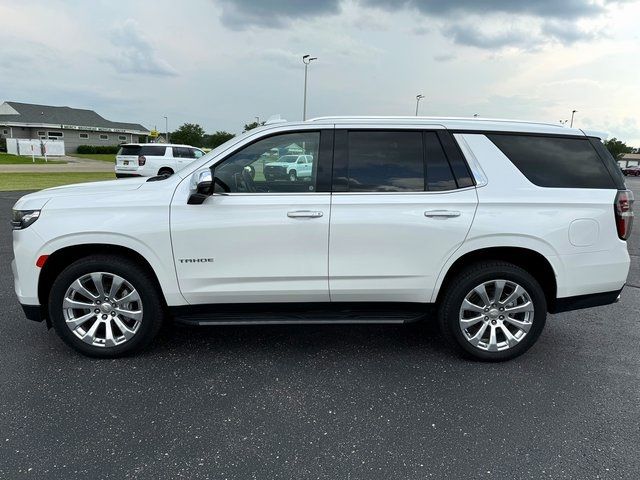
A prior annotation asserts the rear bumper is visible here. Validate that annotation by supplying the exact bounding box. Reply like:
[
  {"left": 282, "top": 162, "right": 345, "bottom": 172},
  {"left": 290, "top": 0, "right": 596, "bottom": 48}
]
[
  {"left": 550, "top": 288, "right": 623, "bottom": 314},
  {"left": 116, "top": 173, "right": 142, "bottom": 178}
]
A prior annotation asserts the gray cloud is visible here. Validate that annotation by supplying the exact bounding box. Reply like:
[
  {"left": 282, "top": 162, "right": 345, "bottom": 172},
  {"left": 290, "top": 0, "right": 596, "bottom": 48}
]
[
  {"left": 433, "top": 53, "right": 456, "bottom": 62},
  {"left": 218, "top": 0, "right": 341, "bottom": 29},
  {"left": 361, "top": 0, "right": 617, "bottom": 20},
  {"left": 215, "top": 0, "right": 628, "bottom": 49},
  {"left": 107, "top": 19, "right": 177, "bottom": 76}
]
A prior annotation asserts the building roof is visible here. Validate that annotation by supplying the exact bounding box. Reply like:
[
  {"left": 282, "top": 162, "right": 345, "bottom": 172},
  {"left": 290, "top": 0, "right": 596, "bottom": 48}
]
[{"left": 0, "top": 101, "right": 149, "bottom": 134}]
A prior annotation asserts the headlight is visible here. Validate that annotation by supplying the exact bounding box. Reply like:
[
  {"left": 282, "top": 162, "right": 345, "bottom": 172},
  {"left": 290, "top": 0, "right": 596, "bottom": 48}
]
[{"left": 11, "top": 210, "right": 40, "bottom": 230}]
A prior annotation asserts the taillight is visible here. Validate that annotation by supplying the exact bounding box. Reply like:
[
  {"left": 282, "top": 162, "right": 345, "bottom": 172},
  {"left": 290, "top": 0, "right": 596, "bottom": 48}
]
[
  {"left": 614, "top": 190, "right": 634, "bottom": 240},
  {"left": 138, "top": 155, "right": 146, "bottom": 166}
]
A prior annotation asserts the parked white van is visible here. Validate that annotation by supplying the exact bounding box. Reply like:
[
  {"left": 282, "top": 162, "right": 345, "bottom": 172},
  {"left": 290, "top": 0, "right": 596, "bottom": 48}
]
[{"left": 115, "top": 143, "right": 205, "bottom": 178}]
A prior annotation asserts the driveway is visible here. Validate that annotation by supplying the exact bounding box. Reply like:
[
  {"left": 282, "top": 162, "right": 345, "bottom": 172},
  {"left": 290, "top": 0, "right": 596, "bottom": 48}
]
[
  {"left": 0, "top": 155, "right": 113, "bottom": 173},
  {"left": 0, "top": 179, "right": 638, "bottom": 479}
]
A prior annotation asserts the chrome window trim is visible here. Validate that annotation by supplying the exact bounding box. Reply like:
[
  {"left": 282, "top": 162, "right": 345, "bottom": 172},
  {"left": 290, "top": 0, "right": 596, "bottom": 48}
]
[
  {"left": 453, "top": 133, "right": 488, "bottom": 187},
  {"left": 212, "top": 186, "right": 476, "bottom": 197}
]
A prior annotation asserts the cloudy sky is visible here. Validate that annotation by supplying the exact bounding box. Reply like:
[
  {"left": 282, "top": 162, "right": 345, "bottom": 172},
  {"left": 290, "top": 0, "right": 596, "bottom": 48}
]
[{"left": 1, "top": 0, "right": 639, "bottom": 143}]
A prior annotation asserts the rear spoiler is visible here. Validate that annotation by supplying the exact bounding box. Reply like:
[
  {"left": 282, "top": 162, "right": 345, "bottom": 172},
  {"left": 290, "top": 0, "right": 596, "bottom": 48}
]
[{"left": 581, "top": 129, "right": 609, "bottom": 140}]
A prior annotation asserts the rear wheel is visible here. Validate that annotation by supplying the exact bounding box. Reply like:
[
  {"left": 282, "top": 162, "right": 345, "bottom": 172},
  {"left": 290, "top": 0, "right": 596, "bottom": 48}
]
[
  {"left": 438, "top": 261, "right": 547, "bottom": 361},
  {"left": 48, "top": 255, "right": 164, "bottom": 357},
  {"left": 289, "top": 170, "right": 297, "bottom": 182}
]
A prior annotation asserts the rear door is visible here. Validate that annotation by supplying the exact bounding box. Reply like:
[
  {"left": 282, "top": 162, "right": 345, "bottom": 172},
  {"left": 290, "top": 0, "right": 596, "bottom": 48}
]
[{"left": 328, "top": 127, "right": 478, "bottom": 302}]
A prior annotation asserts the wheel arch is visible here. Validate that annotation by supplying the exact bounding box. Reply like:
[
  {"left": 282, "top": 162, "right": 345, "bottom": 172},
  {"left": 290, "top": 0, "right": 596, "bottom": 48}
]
[
  {"left": 38, "top": 243, "right": 171, "bottom": 315},
  {"left": 434, "top": 246, "right": 558, "bottom": 312}
]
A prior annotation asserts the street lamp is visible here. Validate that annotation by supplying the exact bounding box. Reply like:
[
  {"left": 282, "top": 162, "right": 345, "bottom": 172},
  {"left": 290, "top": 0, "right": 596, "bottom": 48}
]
[
  {"left": 415, "top": 94, "right": 425, "bottom": 116},
  {"left": 163, "top": 116, "right": 169, "bottom": 143},
  {"left": 302, "top": 54, "right": 317, "bottom": 121},
  {"left": 570, "top": 110, "right": 577, "bottom": 128}
]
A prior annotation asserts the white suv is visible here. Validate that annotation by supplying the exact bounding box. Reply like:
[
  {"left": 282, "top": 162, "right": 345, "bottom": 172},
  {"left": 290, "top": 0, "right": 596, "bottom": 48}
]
[
  {"left": 12, "top": 117, "right": 633, "bottom": 361},
  {"left": 264, "top": 154, "right": 314, "bottom": 182},
  {"left": 115, "top": 143, "right": 205, "bottom": 178}
]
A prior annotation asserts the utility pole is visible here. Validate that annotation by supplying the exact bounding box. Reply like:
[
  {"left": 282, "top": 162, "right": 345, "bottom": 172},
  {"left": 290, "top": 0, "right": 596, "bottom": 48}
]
[
  {"left": 163, "top": 116, "right": 169, "bottom": 143},
  {"left": 570, "top": 110, "right": 577, "bottom": 128},
  {"left": 415, "top": 94, "right": 425, "bottom": 116},
  {"left": 302, "top": 54, "right": 318, "bottom": 120}
]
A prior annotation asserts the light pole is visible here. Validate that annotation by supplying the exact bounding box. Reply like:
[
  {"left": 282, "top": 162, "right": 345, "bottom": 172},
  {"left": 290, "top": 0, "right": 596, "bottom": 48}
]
[
  {"left": 570, "top": 110, "right": 577, "bottom": 128},
  {"left": 415, "top": 94, "right": 425, "bottom": 116},
  {"left": 302, "top": 54, "right": 317, "bottom": 121},
  {"left": 163, "top": 116, "right": 169, "bottom": 143}
]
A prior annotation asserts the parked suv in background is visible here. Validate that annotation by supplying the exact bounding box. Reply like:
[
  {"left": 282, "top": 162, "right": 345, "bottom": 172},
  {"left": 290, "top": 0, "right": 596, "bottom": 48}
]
[
  {"left": 12, "top": 117, "right": 633, "bottom": 361},
  {"left": 115, "top": 143, "right": 205, "bottom": 178},
  {"left": 264, "top": 154, "right": 314, "bottom": 181}
]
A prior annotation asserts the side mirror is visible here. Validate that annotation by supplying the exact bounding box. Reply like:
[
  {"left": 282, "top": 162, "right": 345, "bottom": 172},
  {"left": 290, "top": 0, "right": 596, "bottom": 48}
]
[{"left": 187, "top": 170, "right": 213, "bottom": 205}]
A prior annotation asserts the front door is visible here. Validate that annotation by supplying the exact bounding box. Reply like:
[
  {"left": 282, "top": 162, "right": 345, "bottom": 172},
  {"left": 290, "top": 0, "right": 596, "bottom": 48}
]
[{"left": 171, "top": 129, "right": 332, "bottom": 304}]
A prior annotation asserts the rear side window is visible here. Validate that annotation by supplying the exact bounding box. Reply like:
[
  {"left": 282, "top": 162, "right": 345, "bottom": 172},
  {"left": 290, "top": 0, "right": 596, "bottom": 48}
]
[
  {"left": 424, "top": 132, "right": 457, "bottom": 191},
  {"left": 487, "top": 134, "right": 616, "bottom": 189},
  {"left": 173, "top": 147, "right": 193, "bottom": 158},
  {"left": 140, "top": 145, "right": 166, "bottom": 156},
  {"left": 347, "top": 131, "right": 424, "bottom": 192}
]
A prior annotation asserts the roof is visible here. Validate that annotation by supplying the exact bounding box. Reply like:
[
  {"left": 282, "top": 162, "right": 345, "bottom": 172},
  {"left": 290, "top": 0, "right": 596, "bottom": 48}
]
[
  {"left": 304, "top": 116, "right": 583, "bottom": 136},
  {"left": 622, "top": 153, "right": 640, "bottom": 160},
  {"left": 0, "top": 101, "right": 149, "bottom": 134}
]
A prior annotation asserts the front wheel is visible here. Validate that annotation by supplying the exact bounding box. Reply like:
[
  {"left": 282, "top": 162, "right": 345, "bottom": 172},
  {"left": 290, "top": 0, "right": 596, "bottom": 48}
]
[
  {"left": 437, "top": 261, "right": 547, "bottom": 361},
  {"left": 48, "top": 255, "right": 164, "bottom": 357},
  {"left": 289, "top": 170, "right": 297, "bottom": 182}
]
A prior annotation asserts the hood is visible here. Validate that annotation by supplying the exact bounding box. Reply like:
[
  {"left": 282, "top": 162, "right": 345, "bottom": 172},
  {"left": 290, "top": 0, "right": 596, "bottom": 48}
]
[{"left": 13, "top": 177, "right": 147, "bottom": 211}]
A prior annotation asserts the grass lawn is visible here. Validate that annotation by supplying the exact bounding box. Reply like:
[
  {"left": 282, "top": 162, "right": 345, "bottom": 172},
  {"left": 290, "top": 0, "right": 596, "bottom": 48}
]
[
  {"left": 69, "top": 153, "right": 116, "bottom": 162},
  {"left": 0, "top": 172, "right": 115, "bottom": 191},
  {"left": 0, "top": 152, "right": 66, "bottom": 165}
]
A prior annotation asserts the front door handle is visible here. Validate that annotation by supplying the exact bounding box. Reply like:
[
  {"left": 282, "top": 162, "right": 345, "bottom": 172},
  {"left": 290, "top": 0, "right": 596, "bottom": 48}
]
[
  {"left": 287, "top": 210, "right": 324, "bottom": 218},
  {"left": 424, "top": 210, "right": 461, "bottom": 218}
]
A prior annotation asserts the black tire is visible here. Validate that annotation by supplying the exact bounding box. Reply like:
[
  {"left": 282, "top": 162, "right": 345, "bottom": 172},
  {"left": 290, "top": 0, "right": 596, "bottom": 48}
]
[
  {"left": 437, "top": 261, "right": 547, "bottom": 362},
  {"left": 48, "top": 255, "right": 164, "bottom": 358},
  {"left": 158, "top": 168, "right": 174, "bottom": 177},
  {"left": 289, "top": 170, "right": 297, "bottom": 182}
]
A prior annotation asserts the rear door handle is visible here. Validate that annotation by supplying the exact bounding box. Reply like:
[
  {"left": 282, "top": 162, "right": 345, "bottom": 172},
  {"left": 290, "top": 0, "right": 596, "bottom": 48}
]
[
  {"left": 287, "top": 210, "right": 324, "bottom": 218},
  {"left": 424, "top": 210, "right": 461, "bottom": 218}
]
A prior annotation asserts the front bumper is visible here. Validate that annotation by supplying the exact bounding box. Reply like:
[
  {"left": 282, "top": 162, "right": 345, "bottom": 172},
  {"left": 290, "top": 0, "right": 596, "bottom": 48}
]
[{"left": 21, "top": 303, "right": 44, "bottom": 322}]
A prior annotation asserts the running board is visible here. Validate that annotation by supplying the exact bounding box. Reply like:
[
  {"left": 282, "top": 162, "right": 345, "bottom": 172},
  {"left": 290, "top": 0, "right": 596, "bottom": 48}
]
[{"left": 170, "top": 302, "right": 430, "bottom": 326}]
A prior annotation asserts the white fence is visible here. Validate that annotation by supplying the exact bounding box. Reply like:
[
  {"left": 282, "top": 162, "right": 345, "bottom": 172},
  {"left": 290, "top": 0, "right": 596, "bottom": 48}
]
[{"left": 6, "top": 138, "right": 66, "bottom": 157}]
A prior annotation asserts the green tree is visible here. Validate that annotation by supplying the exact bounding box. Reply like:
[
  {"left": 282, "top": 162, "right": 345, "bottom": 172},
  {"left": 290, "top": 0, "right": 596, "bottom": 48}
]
[
  {"left": 170, "top": 123, "right": 205, "bottom": 147},
  {"left": 204, "top": 131, "right": 235, "bottom": 149},
  {"left": 243, "top": 121, "right": 265, "bottom": 132},
  {"left": 604, "top": 137, "right": 632, "bottom": 160}
]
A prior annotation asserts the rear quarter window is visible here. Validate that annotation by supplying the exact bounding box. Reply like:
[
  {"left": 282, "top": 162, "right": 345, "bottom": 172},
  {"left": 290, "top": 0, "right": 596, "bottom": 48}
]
[{"left": 487, "top": 134, "right": 616, "bottom": 189}]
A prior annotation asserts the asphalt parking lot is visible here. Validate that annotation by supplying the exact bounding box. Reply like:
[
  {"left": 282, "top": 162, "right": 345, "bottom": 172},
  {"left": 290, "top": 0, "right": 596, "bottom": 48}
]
[{"left": 1, "top": 179, "right": 639, "bottom": 479}]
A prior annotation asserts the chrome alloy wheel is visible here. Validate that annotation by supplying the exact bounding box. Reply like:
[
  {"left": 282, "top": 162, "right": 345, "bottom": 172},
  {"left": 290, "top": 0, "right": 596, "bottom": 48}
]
[
  {"left": 62, "top": 272, "right": 143, "bottom": 347},
  {"left": 458, "top": 279, "right": 534, "bottom": 352}
]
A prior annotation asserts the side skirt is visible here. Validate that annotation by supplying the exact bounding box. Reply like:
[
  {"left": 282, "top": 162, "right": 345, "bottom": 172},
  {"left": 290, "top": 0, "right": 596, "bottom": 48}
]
[{"left": 169, "top": 302, "right": 432, "bottom": 326}]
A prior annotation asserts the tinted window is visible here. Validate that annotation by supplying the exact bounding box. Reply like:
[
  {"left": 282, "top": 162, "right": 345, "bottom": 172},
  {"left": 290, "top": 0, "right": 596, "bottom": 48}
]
[
  {"left": 216, "top": 131, "right": 320, "bottom": 193},
  {"left": 438, "top": 132, "right": 474, "bottom": 188},
  {"left": 140, "top": 146, "right": 166, "bottom": 156},
  {"left": 173, "top": 147, "right": 192, "bottom": 158},
  {"left": 424, "top": 132, "right": 457, "bottom": 191},
  {"left": 347, "top": 131, "right": 424, "bottom": 192},
  {"left": 487, "top": 134, "right": 616, "bottom": 189}
]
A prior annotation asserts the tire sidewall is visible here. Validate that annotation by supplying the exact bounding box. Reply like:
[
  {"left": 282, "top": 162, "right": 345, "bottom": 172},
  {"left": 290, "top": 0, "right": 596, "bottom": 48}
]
[
  {"left": 442, "top": 265, "right": 547, "bottom": 361},
  {"left": 49, "top": 257, "right": 163, "bottom": 357}
]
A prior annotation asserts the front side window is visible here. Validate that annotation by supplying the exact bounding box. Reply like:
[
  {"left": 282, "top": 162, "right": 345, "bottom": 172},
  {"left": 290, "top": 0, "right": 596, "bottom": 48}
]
[
  {"left": 346, "top": 131, "right": 424, "bottom": 192},
  {"left": 215, "top": 131, "right": 320, "bottom": 193}
]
